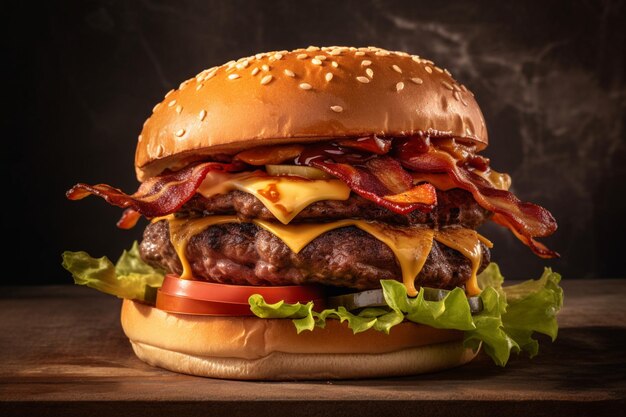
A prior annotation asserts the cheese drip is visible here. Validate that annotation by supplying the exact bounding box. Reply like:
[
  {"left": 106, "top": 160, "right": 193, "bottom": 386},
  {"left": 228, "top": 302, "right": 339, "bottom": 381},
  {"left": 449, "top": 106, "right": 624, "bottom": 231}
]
[
  {"left": 433, "top": 228, "right": 492, "bottom": 296},
  {"left": 167, "top": 215, "right": 240, "bottom": 279},
  {"left": 196, "top": 171, "right": 351, "bottom": 225},
  {"left": 165, "top": 216, "right": 490, "bottom": 296}
]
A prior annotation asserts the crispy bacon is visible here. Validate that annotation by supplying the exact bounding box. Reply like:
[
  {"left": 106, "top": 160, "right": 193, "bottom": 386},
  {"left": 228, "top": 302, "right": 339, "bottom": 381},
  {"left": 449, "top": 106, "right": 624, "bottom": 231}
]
[
  {"left": 397, "top": 143, "right": 559, "bottom": 258},
  {"left": 116, "top": 209, "right": 141, "bottom": 229},
  {"left": 295, "top": 143, "right": 436, "bottom": 214},
  {"left": 66, "top": 162, "right": 245, "bottom": 221},
  {"left": 365, "top": 156, "right": 412, "bottom": 193}
]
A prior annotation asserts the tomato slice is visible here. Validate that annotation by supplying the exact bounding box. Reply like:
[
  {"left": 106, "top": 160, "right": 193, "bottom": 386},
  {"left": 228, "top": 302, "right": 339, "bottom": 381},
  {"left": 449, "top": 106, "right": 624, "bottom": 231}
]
[
  {"left": 155, "top": 274, "right": 326, "bottom": 316},
  {"left": 159, "top": 274, "right": 325, "bottom": 304},
  {"left": 156, "top": 290, "right": 255, "bottom": 316}
]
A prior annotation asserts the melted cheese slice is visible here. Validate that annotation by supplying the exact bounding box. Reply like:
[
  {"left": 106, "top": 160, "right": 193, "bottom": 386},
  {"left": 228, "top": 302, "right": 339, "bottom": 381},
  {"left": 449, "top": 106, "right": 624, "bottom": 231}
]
[
  {"left": 167, "top": 215, "right": 240, "bottom": 279},
  {"left": 196, "top": 171, "right": 350, "bottom": 225},
  {"left": 165, "top": 215, "right": 490, "bottom": 296},
  {"left": 433, "top": 228, "right": 490, "bottom": 296}
]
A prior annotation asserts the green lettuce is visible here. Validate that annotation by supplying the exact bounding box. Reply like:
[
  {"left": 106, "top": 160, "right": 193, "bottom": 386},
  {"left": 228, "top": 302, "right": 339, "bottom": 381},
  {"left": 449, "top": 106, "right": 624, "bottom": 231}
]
[
  {"left": 61, "top": 242, "right": 165, "bottom": 303},
  {"left": 249, "top": 263, "right": 563, "bottom": 366}
]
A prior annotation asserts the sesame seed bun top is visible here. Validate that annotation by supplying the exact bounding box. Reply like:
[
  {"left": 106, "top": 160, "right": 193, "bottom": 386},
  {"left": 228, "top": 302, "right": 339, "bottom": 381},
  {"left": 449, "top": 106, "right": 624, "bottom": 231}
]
[{"left": 135, "top": 46, "right": 488, "bottom": 181}]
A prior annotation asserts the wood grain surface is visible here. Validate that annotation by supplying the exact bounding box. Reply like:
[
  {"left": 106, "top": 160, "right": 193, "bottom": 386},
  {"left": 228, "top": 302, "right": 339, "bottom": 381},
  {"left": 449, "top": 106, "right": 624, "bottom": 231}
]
[{"left": 1, "top": 280, "right": 624, "bottom": 416}]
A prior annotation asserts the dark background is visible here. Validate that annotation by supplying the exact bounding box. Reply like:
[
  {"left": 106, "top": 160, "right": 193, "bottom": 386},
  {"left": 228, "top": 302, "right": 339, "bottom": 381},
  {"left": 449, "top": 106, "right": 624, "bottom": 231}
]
[{"left": 4, "top": 0, "right": 625, "bottom": 285}]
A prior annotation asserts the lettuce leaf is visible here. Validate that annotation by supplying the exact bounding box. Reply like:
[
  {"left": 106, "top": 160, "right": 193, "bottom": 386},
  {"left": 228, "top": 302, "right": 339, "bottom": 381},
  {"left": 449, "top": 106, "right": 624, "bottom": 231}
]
[
  {"left": 61, "top": 242, "right": 165, "bottom": 303},
  {"left": 248, "top": 263, "right": 563, "bottom": 366}
]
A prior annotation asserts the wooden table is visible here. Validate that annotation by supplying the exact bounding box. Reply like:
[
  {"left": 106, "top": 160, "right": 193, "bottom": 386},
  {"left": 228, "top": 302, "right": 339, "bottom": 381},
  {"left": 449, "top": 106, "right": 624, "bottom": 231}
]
[{"left": 1, "top": 280, "right": 624, "bottom": 416}]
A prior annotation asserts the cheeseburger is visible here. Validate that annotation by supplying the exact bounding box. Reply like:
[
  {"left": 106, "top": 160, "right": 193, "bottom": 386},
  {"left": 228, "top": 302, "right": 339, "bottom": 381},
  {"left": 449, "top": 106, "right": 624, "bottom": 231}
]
[{"left": 63, "top": 46, "right": 563, "bottom": 380}]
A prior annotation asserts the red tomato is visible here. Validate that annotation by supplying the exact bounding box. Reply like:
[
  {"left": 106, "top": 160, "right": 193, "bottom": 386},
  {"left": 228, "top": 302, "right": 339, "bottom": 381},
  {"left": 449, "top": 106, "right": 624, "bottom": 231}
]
[
  {"left": 155, "top": 274, "right": 325, "bottom": 316},
  {"left": 156, "top": 291, "right": 254, "bottom": 316}
]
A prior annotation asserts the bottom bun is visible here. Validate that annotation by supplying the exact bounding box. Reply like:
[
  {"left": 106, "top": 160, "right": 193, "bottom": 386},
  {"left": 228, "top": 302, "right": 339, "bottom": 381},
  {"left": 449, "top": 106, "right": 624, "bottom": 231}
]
[{"left": 121, "top": 299, "right": 479, "bottom": 380}]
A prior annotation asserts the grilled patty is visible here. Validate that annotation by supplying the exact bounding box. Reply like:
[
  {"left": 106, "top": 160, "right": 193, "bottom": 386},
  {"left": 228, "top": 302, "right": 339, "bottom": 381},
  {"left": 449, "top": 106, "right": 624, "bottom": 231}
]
[
  {"left": 180, "top": 188, "right": 491, "bottom": 228},
  {"left": 140, "top": 220, "right": 490, "bottom": 290}
]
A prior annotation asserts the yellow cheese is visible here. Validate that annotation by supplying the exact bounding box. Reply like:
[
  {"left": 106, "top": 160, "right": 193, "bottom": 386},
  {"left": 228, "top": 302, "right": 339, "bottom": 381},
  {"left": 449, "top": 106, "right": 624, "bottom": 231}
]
[
  {"left": 167, "top": 215, "right": 240, "bottom": 279},
  {"left": 196, "top": 171, "right": 350, "bottom": 224},
  {"left": 166, "top": 215, "right": 488, "bottom": 297},
  {"left": 433, "top": 228, "right": 485, "bottom": 296}
]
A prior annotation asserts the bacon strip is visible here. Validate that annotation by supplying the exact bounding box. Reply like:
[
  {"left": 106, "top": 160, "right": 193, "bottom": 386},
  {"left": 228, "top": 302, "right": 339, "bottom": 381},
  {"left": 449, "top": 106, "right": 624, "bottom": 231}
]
[
  {"left": 66, "top": 162, "right": 244, "bottom": 220},
  {"left": 116, "top": 208, "right": 141, "bottom": 229},
  {"left": 398, "top": 147, "right": 559, "bottom": 258},
  {"left": 301, "top": 158, "right": 436, "bottom": 215}
]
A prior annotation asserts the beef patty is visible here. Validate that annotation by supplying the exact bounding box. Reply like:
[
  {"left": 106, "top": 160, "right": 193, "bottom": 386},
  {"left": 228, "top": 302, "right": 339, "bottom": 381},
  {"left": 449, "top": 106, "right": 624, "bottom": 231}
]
[
  {"left": 140, "top": 220, "right": 490, "bottom": 291},
  {"left": 180, "top": 188, "right": 491, "bottom": 228}
]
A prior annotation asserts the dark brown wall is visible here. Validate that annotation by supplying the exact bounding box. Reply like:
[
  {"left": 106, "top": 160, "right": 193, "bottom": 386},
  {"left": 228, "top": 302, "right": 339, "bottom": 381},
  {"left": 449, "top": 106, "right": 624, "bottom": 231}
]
[{"left": 4, "top": 0, "right": 625, "bottom": 284}]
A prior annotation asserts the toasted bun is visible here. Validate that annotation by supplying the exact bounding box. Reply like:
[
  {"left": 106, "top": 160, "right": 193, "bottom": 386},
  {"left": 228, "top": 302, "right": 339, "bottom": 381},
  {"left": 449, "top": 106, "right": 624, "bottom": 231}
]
[
  {"left": 121, "top": 299, "right": 479, "bottom": 380},
  {"left": 136, "top": 46, "right": 487, "bottom": 181}
]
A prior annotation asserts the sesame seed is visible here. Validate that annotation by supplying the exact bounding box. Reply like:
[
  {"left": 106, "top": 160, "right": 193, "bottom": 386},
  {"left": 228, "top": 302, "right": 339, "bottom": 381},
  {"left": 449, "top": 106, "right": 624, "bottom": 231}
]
[
  {"left": 331, "top": 61, "right": 338, "bottom": 68},
  {"left": 155, "top": 144, "right": 164, "bottom": 157},
  {"left": 262, "top": 64, "right": 270, "bottom": 72},
  {"left": 179, "top": 80, "right": 189, "bottom": 90},
  {"left": 274, "top": 53, "right": 283, "bottom": 60},
  {"left": 312, "top": 58, "right": 323, "bottom": 65},
  {"left": 168, "top": 99, "right": 177, "bottom": 107},
  {"left": 251, "top": 67, "right": 260, "bottom": 76},
  {"left": 411, "top": 55, "right": 421, "bottom": 63},
  {"left": 453, "top": 84, "right": 462, "bottom": 92},
  {"left": 361, "top": 60, "right": 372, "bottom": 66},
  {"left": 356, "top": 76, "right": 370, "bottom": 83},
  {"left": 228, "top": 74, "right": 240, "bottom": 80},
  {"left": 396, "top": 82, "right": 405, "bottom": 92},
  {"left": 441, "top": 81, "right": 454, "bottom": 90},
  {"left": 355, "top": 51, "right": 365, "bottom": 56},
  {"left": 453, "top": 91, "right": 461, "bottom": 101},
  {"left": 366, "top": 68, "right": 374, "bottom": 78},
  {"left": 297, "top": 54, "right": 308, "bottom": 60},
  {"left": 152, "top": 103, "right": 161, "bottom": 113},
  {"left": 392, "top": 64, "right": 402, "bottom": 73},
  {"left": 375, "top": 50, "right": 389, "bottom": 56},
  {"left": 330, "top": 105, "right": 343, "bottom": 113},
  {"left": 306, "top": 46, "right": 320, "bottom": 51},
  {"left": 460, "top": 84, "right": 468, "bottom": 92},
  {"left": 284, "top": 69, "right": 295, "bottom": 77},
  {"left": 461, "top": 97, "right": 469, "bottom": 106},
  {"left": 196, "top": 83, "right": 203, "bottom": 91},
  {"left": 444, "top": 68, "right": 452, "bottom": 76},
  {"left": 198, "top": 110, "right": 207, "bottom": 121},
  {"left": 424, "top": 66, "right": 433, "bottom": 74},
  {"left": 255, "top": 53, "right": 264, "bottom": 59},
  {"left": 236, "top": 63, "right": 244, "bottom": 70},
  {"left": 260, "top": 75, "right": 273, "bottom": 85},
  {"left": 165, "top": 89, "right": 174, "bottom": 98},
  {"left": 410, "top": 77, "right": 423, "bottom": 84},
  {"left": 466, "top": 127, "right": 473, "bottom": 136},
  {"left": 435, "top": 67, "right": 444, "bottom": 73},
  {"left": 175, "top": 128, "right": 185, "bottom": 137},
  {"left": 325, "top": 72, "right": 333, "bottom": 81},
  {"left": 315, "top": 55, "right": 327, "bottom": 61},
  {"left": 203, "top": 72, "right": 215, "bottom": 81},
  {"left": 329, "top": 49, "right": 342, "bottom": 56},
  {"left": 138, "top": 135, "right": 142, "bottom": 142},
  {"left": 299, "top": 82, "right": 312, "bottom": 90},
  {"left": 175, "top": 105, "right": 183, "bottom": 114}
]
